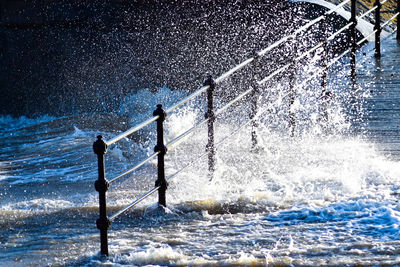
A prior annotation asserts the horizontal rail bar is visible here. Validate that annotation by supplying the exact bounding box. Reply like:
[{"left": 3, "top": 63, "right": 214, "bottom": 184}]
[
  {"left": 106, "top": 116, "right": 159, "bottom": 146},
  {"left": 381, "top": 12, "right": 399, "bottom": 29},
  {"left": 295, "top": 16, "right": 325, "bottom": 35},
  {"left": 108, "top": 152, "right": 159, "bottom": 184},
  {"left": 214, "top": 115, "right": 254, "bottom": 149},
  {"left": 258, "top": 63, "right": 292, "bottom": 85},
  {"left": 328, "top": 48, "right": 351, "bottom": 68},
  {"left": 258, "top": 36, "right": 291, "bottom": 57},
  {"left": 109, "top": 185, "right": 160, "bottom": 221},
  {"left": 166, "top": 150, "right": 208, "bottom": 182},
  {"left": 165, "top": 85, "right": 209, "bottom": 114},
  {"left": 359, "top": 5, "right": 378, "bottom": 20},
  {"left": 357, "top": 29, "right": 378, "bottom": 45},
  {"left": 215, "top": 58, "right": 255, "bottom": 84},
  {"left": 328, "top": 22, "right": 354, "bottom": 41},
  {"left": 297, "top": 42, "right": 324, "bottom": 61},
  {"left": 166, "top": 87, "right": 254, "bottom": 151},
  {"left": 167, "top": 112, "right": 256, "bottom": 183},
  {"left": 326, "top": 0, "right": 352, "bottom": 16},
  {"left": 215, "top": 88, "right": 254, "bottom": 116},
  {"left": 166, "top": 118, "right": 209, "bottom": 149}
]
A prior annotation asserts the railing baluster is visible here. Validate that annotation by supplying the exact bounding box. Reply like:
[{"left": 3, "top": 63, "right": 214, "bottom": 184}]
[
  {"left": 288, "top": 64, "right": 296, "bottom": 137},
  {"left": 397, "top": 0, "right": 400, "bottom": 40},
  {"left": 93, "top": 135, "right": 110, "bottom": 256},
  {"left": 153, "top": 104, "right": 168, "bottom": 207},
  {"left": 321, "top": 16, "right": 329, "bottom": 92},
  {"left": 250, "top": 53, "right": 260, "bottom": 151},
  {"left": 374, "top": 0, "right": 382, "bottom": 58},
  {"left": 350, "top": 0, "right": 358, "bottom": 88},
  {"left": 288, "top": 36, "right": 297, "bottom": 137},
  {"left": 321, "top": 16, "right": 330, "bottom": 124},
  {"left": 204, "top": 75, "right": 216, "bottom": 181}
]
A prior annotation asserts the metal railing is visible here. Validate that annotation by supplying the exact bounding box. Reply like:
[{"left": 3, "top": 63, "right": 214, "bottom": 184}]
[{"left": 92, "top": 0, "right": 400, "bottom": 256}]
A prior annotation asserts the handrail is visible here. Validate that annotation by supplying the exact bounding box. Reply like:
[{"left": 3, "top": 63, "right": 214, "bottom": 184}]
[
  {"left": 166, "top": 118, "right": 209, "bottom": 149},
  {"left": 381, "top": 12, "right": 399, "bottom": 28},
  {"left": 328, "top": 22, "right": 354, "bottom": 41},
  {"left": 108, "top": 152, "right": 159, "bottom": 184},
  {"left": 165, "top": 85, "right": 209, "bottom": 114},
  {"left": 359, "top": 5, "right": 378, "bottom": 20},
  {"left": 106, "top": 116, "right": 159, "bottom": 146},
  {"left": 358, "top": 29, "right": 378, "bottom": 45},
  {"left": 109, "top": 185, "right": 160, "bottom": 221},
  {"left": 93, "top": 0, "right": 400, "bottom": 256}
]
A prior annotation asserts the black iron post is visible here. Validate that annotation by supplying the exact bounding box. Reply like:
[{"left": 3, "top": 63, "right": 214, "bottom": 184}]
[
  {"left": 93, "top": 135, "right": 110, "bottom": 256},
  {"left": 288, "top": 65, "right": 296, "bottom": 137},
  {"left": 374, "top": 0, "right": 382, "bottom": 58},
  {"left": 350, "top": 0, "right": 358, "bottom": 88},
  {"left": 320, "top": 16, "right": 331, "bottom": 123},
  {"left": 250, "top": 53, "right": 260, "bottom": 151},
  {"left": 397, "top": 0, "right": 400, "bottom": 40},
  {"left": 153, "top": 104, "right": 168, "bottom": 207},
  {"left": 204, "top": 75, "right": 216, "bottom": 181},
  {"left": 321, "top": 16, "right": 329, "bottom": 92},
  {"left": 288, "top": 36, "right": 297, "bottom": 137}
]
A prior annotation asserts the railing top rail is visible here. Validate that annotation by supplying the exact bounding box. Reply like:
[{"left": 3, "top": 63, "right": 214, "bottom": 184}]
[
  {"left": 106, "top": 116, "right": 159, "bottom": 146},
  {"left": 109, "top": 185, "right": 160, "bottom": 221},
  {"left": 381, "top": 12, "right": 399, "bottom": 28}
]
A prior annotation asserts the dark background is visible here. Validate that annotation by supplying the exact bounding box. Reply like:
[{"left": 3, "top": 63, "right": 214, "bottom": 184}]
[{"left": 0, "top": 0, "right": 354, "bottom": 116}]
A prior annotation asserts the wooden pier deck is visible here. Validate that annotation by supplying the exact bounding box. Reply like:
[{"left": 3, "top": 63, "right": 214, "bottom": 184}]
[{"left": 357, "top": 33, "right": 400, "bottom": 159}]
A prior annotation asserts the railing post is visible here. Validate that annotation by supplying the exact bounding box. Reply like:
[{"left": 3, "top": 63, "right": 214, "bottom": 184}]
[
  {"left": 93, "top": 135, "right": 110, "bottom": 256},
  {"left": 288, "top": 64, "right": 296, "bottom": 137},
  {"left": 397, "top": 0, "right": 400, "bottom": 40},
  {"left": 250, "top": 53, "right": 260, "bottom": 151},
  {"left": 288, "top": 37, "right": 297, "bottom": 137},
  {"left": 320, "top": 16, "right": 331, "bottom": 123},
  {"left": 153, "top": 104, "right": 168, "bottom": 207},
  {"left": 321, "top": 16, "right": 329, "bottom": 92},
  {"left": 204, "top": 75, "right": 216, "bottom": 181},
  {"left": 350, "top": 0, "right": 358, "bottom": 87},
  {"left": 374, "top": 0, "right": 382, "bottom": 58}
]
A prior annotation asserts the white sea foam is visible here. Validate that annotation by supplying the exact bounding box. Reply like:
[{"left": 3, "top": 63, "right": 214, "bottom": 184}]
[{"left": 0, "top": 198, "right": 74, "bottom": 212}]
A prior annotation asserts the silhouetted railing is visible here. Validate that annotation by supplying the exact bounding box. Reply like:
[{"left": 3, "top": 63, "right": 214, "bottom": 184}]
[{"left": 93, "top": 0, "right": 399, "bottom": 256}]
